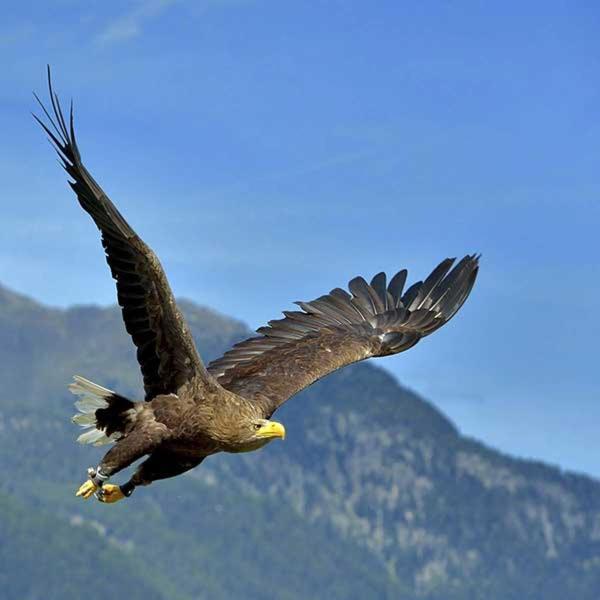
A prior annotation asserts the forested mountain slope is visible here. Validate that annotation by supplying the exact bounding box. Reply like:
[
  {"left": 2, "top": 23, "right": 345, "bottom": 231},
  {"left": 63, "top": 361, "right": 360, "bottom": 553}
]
[{"left": 1, "top": 283, "right": 599, "bottom": 599}]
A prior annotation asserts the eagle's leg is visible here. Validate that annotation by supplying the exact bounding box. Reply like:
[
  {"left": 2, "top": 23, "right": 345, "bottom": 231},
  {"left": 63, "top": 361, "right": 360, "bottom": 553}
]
[
  {"left": 75, "top": 430, "right": 160, "bottom": 503},
  {"left": 75, "top": 468, "right": 130, "bottom": 503},
  {"left": 119, "top": 449, "right": 205, "bottom": 498},
  {"left": 75, "top": 467, "right": 107, "bottom": 499}
]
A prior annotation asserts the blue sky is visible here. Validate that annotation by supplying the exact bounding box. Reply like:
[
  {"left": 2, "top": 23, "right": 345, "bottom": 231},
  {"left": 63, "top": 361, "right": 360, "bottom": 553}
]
[{"left": 1, "top": 1, "right": 599, "bottom": 476}]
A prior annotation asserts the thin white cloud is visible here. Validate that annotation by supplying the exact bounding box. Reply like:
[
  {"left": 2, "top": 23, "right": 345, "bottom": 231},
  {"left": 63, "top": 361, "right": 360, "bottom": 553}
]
[{"left": 95, "top": 0, "right": 178, "bottom": 45}]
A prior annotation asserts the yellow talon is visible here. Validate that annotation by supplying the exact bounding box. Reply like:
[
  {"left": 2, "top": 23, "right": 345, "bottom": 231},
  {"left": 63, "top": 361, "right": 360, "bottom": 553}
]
[
  {"left": 97, "top": 484, "right": 126, "bottom": 504},
  {"left": 75, "top": 479, "right": 98, "bottom": 499}
]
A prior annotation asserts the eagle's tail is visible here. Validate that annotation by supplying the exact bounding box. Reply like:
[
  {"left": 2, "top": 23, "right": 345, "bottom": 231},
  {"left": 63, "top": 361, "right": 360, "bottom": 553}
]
[{"left": 69, "top": 376, "right": 137, "bottom": 446}]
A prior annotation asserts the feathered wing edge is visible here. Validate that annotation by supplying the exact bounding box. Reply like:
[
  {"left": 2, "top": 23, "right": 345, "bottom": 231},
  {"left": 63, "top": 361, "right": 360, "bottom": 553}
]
[
  {"left": 32, "top": 67, "right": 133, "bottom": 238},
  {"left": 208, "top": 254, "right": 480, "bottom": 381}
]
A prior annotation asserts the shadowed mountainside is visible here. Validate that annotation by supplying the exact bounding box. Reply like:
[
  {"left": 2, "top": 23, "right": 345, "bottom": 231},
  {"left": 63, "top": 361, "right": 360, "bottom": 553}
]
[{"left": 1, "top": 283, "right": 599, "bottom": 600}]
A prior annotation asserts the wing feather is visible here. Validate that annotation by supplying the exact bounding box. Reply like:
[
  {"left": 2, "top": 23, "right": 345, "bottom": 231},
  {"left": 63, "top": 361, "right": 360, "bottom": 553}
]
[
  {"left": 387, "top": 269, "right": 408, "bottom": 307},
  {"left": 348, "top": 276, "right": 379, "bottom": 316},
  {"left": 369, "top": 272, "right": 388, "bottom": 310}
]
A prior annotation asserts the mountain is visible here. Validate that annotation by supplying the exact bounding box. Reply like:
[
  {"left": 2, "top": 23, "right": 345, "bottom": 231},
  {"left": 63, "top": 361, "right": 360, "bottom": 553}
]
[{"left": 1, "top": 282, "right": 599, "bottom": 599}]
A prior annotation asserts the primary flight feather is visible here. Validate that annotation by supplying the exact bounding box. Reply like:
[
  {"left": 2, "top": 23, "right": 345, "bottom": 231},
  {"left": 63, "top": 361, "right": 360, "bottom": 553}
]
[{"left": 34, "top": 69, "right": 479, "bottom": 503}]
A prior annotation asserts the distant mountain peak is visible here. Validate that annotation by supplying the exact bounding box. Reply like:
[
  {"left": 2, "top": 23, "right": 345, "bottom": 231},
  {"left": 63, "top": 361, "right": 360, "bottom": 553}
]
[{"left": 0, "top": 282, "right": 41, "bottom": 310}]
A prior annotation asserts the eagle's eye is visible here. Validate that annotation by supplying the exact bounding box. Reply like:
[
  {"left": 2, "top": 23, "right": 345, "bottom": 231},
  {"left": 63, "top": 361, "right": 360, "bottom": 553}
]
[{"left": 253, "top": 423, "right": 262, "bottom": 430}]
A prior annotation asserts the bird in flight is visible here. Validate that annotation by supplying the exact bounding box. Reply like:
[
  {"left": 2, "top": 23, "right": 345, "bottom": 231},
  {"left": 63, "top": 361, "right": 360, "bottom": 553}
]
[{"left": 34, "top": 69, "right": 479, "bottom": 503}]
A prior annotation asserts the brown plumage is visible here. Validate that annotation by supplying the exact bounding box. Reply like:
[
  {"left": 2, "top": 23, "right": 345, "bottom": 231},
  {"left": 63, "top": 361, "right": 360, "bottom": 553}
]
[{"left": 35, "top": 69, "right": 479, "bottom": 503}]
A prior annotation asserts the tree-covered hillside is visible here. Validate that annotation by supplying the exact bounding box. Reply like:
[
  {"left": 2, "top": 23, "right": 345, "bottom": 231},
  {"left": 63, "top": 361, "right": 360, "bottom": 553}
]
[{"left": 1, "top": 283, "right": 599, "bottom": 599}]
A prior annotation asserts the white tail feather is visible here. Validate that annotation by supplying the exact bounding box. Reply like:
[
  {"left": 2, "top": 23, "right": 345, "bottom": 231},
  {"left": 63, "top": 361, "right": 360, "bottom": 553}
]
[
  {"left": 74, "top": 397, "right": 105, "bottom": 412},
  {"left": 69, "top": 376, "right": 121, "bottom": 447},
  {"left": 72, "top": 413, "right": 96, "bottom": 427},
  {"left": 69, "top": 376, "right": 113, "bottom": 402}
]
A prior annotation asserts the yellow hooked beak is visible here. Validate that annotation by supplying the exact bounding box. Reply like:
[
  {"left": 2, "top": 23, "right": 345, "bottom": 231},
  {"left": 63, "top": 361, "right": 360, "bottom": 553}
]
[{"left": 256, "top": 421, "right": 286, "bottom": 440}]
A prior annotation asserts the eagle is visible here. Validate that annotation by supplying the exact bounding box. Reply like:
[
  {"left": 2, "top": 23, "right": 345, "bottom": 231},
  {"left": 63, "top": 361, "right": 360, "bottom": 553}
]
[{"left": 34, "top": 70, "right": 479, "bottom": 503}]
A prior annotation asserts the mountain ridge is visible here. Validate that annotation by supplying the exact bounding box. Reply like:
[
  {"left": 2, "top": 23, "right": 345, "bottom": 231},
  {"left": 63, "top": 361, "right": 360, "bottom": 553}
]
[{"left": 1, "top": 281, "right": 599, "bottom": 599}]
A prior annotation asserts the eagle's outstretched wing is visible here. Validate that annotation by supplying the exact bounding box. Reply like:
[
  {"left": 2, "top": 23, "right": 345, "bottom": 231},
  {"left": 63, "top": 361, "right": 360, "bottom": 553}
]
[
  {"left": 34, "top": 68, "right": 216, "bottom": 400},
  {"left": 209, "top": 256, "right": 479, "bottom": 416}
]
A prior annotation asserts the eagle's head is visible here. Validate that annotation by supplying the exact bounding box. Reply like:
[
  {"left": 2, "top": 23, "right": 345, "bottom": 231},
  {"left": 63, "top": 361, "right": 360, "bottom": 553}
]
[{"left": 225, "top": 418, "right": 286, "bottom": 453}]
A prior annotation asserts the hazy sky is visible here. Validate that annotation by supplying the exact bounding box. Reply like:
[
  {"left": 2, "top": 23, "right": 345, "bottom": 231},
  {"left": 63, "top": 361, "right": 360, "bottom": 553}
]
[{"left": 1, "top": 1, "right": 599, "bottom": 476}]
